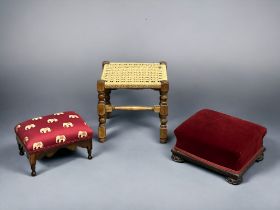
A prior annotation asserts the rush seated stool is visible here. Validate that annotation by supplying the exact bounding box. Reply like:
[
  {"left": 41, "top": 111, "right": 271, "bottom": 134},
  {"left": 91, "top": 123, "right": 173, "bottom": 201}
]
[
  {"left": 14, "top": 111, "right": 93, "bottom": 176},
  {"left": 97, "top": 61, "right": 169, "bottom": 143},
  {"left": 172, "top": 109, "right": 267, "bottom": 185}
]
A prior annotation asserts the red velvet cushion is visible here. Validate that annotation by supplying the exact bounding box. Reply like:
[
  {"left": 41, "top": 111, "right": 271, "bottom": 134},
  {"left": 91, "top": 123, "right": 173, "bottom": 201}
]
[
  {"left": 174, "top": 109, "right": 267, "bottom": 171},
  {"left": 15, "top": 111, "right": 93, "bottom": 153}
]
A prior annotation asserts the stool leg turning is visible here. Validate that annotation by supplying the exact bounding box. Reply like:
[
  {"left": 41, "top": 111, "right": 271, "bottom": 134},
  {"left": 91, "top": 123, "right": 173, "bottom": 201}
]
[
  {"left": 97, "top": 80, "right": 106, "bottom": 142},
  {"left": 28, "top": 154, "right": 36, "bottom": 176},
  {"left": 159, "top": 81, "right": 169, "bottom": 143},
  {"left": 17, "top": 143, "right": 24, "bottom": 156},
  {"left": 105, "top": 89, "right": 112, "bottom": 119}
]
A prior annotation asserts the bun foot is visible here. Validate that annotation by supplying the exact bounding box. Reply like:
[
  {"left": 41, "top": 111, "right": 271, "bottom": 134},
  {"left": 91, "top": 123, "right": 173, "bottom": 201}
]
[
  {"left": 19, "top": 151, "right": 24, "bottom": 156},
  {"left": 171, "top": 153, "right": 185, "bottom": 163},
  {"left": 256, "top": 152, "right": 264, "bottom": 162},
  {"left": 88, "top": 155, "right": 93, "bottom": 160},
  {"left": 226, "top": 176, "right": 242, "bottom": 185}
]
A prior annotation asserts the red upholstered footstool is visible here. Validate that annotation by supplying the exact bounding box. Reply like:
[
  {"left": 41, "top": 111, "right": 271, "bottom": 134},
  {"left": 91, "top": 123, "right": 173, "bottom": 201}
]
[
  {"left": 15, "top": 111, "right": 93, "bottom": 176},
  {"left": 172, "top": 109, "right": 267, "bottom": 185}
]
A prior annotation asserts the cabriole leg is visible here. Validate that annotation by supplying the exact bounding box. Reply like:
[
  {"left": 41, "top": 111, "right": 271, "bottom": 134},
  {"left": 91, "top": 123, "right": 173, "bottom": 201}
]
[
  {"left": 29, "top": 154, "right": 37, "bottom": 176},
  {"left": 18, "top": 143, "right": 24, "bottom": 156},
  {"left": 87, "top": 140, "right": 93, "bottom": 159}
]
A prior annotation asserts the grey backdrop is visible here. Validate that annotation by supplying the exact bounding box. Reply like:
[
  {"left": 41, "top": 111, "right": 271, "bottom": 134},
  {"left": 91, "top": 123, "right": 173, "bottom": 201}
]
[{"left": 0, "top": 0, "right": 279, "bottom": 210}]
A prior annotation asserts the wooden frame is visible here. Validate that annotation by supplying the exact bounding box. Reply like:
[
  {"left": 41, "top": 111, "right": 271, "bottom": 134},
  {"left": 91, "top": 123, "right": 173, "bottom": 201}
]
[
  {"left": 171, "top": 147, "right": 265, "bottom": 185},
  {"left": 97, "top": 61, "right": 169, "bottom": 143},
  {"left": 16, "top": 136, "right": 93, "bottom": 176}
]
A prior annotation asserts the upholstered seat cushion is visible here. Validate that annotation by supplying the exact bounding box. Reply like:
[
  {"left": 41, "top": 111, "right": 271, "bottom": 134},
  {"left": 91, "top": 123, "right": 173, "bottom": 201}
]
[
  {"left": 15, "top": 111, "right": 93, "bottom": 153},
  {"left": 174, "top": 109, "right": 267, "bottom": 172}
]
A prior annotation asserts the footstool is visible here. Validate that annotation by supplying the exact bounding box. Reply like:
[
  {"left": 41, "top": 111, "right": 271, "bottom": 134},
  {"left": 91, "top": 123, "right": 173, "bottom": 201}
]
[
  {"left": 172, "top": 109, "right": 267, "bottom": 185},
  {"left": 97, "top": 61, "right": 169, "bottom": 143},
  {"left": 14, "top": 111, "right": 93, "bottom": 176}
]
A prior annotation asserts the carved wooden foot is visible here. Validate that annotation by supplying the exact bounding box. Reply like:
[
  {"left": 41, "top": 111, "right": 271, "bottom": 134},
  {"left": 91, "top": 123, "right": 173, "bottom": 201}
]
[
  {"left": 29, "top": 154, "right": 37, "bottom": 177},
  {"left": 226, "top": 176, "right": 242, "bottom": 185},
  {"left": 97, "top": 80, "right": 106, "bottom": 142},
  {"left": 18, "top": 143, "right": 24, "bottom": 156},
  {"left": 87, "top": 147, "right": 93, "bottom": 160},
  {"left": 171, "top": 153, "right": 185, "bottom": 163},
  {"left": 256, "top": 152, "right": 264, "bottom": 162}
]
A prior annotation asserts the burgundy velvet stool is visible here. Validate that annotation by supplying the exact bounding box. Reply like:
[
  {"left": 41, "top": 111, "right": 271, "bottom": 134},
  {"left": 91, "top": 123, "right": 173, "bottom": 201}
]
[
  {"left": 14, "top": 111, "right": 93, "bottom": 176},
  {"left": 172, "top": 109, "right": 267, "bottom": 185}
]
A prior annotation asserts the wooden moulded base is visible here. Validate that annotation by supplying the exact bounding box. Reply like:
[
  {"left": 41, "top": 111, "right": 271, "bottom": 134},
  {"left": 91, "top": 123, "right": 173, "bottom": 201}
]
[
  {"left": 16, "top": 137, "right": 93, "bottom": 176},
  {"left": 171, "top": 147, "right": 265, "bottom": 185}
]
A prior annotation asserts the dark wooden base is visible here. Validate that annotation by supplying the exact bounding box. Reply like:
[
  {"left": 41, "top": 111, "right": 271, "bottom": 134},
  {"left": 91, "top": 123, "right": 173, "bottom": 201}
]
[
  {"left": 171, "top": 147, "right": 265, "bottom": 185},
  {"left": 17, "top": 137, "right": 93, "bottom": 176}
]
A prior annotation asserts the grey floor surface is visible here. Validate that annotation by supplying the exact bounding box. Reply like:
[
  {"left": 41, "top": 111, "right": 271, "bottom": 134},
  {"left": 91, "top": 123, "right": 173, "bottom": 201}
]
[{"left": 1, "top": 1, "right": 280, "bottom": 210}]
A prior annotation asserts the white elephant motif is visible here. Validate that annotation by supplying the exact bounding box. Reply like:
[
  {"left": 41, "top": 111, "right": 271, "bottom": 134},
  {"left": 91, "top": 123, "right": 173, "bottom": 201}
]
[
  {"left": 24, "top": 136, "right": 29, "bottom": 143},
  {"left": 25, "top": 124, "right": 36, "bottom": 130},
  {"left": 32, "top": 117, "right": 42, "bottom": 121},
  {"left": 40, "top": 127, "right": 51, "bottom": 133},
  {"left": 47, "top": 118, "right": 58, "bottom": 123},
  {"left": 33, "top": 142, "right": 43, "bottom": 150},
  {"left": 56, "top": 135, "right": 66, "bottom": 143},
  {"left": 63, "top": 122, "right": 74, "bottom": 128},
  {"left": 54, "top": 112, "right": 64, "bottom": 115},
  {"left": 16, "top": 124, "right": 21, "bottom": 132},
  {"left": 69, "top": 115, "right": 79, "bottom": 119},
  {"left": 78, "top": 131, "right": 87, "bottom": 139}
]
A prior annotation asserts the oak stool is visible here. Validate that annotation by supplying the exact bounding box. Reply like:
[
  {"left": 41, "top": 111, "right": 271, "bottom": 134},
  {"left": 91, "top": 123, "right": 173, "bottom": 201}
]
[
  {"left": 97, "top": 61, "right": 169, "bottom": 143},
  {"left": 14, "top": 111, "right": 93, "bottom": 176},
  {"left": 172, "top": 109, "right": 267, "bottom": 185}
]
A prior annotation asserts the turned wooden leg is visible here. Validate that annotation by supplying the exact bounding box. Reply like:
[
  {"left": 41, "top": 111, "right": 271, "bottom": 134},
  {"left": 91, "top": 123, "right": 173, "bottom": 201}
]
[
  {"left": 17, "top": 143, "right": 24, "bottom": 156},
  {"left": 256, "top": 152, "right": 264, "bottom": 162},
  {"left": 97, "top": 80, "right": 106, "bottom": 142},
  {"left": 87, "top": 140, "right": 93, "bottom": 159},
  {"left": 226, "top": 175, "right": 243, "bottom": 185},
  {"left": 28, "top": 154, "right": 37, "bottom": 176},
  {"left": 171, "top": 153, "right": 185, "bottom": 163},
  {"left": 105, "top": 89, "right": 112, "bottom": 119},
  {"left": 159, "top": 80, "right": 169, "bottom": 143}
]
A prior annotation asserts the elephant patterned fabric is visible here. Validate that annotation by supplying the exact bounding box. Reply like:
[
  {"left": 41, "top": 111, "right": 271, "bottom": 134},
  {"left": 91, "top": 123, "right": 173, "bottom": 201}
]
[{"left": 15, "top": 111, "right": 93, "bottom": 153}]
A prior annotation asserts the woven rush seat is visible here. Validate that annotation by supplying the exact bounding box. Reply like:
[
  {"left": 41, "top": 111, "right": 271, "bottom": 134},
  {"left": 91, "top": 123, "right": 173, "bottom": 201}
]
[{"left": 101, "top": 62, "right": 168, "bottom": 89}]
